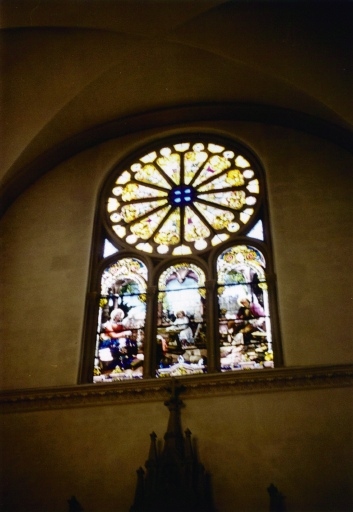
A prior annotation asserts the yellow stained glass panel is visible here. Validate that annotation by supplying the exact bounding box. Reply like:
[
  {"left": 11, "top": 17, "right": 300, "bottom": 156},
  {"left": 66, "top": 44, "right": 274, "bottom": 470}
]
[
  {"left": 121, "top": 199, "right": 167, "bottom": 223},
  {"left": 136, "top": 242, "right": 153, "bottom": 253},
  {"left": 136, "top": 164, "right": 171, "bottom": 189},
  {"left": 194, "top": 202, "right": 234, "bottom": 230},
  {"left": 122, "top": 183, "right": 167, "bottom": 201},
  {"left": 184, "top": 150, "right": 208, "bottom": 184},
  {"left": 130, "top": 207, "right": 171, "bottom": 240},
  {"left": 211, "top": 234, "right": 229, "bottom": 245},
  {"left": 174, "top": 143, "right": 190, "bottom": 152},
  {"left": 198, "top": 190, "right": 246, "bottom": 210},
  {"left": 184, "top": 206, "right": 210, "bottom": 241},
  {"left": 208, "top": 143, "right": 225, "bottom": 153},
  {"left": 154, "top": 209, "right": 180, "bottom": 246},
  {"left": 198, "top": 169, "right": 244, "bottom": 192},
  {"left": 116, "top": 171, "right": 131, "bottom": 184},
  {"left": 156, "top": 153, "right": 181, "bottom": 184},
  {"left": 107, "top": 141, "right": 261, "bottom": 254},
  {"left": 193, "top": 155, "right": 231, "bottom": 188},
  {"left": 130, "top": 206, "right": 170, "bottom": 243}
]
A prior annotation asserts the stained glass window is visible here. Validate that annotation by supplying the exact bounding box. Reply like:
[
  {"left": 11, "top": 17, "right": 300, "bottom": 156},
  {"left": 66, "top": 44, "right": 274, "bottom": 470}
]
[
  {"left": 156, "top": 263, "right": 207, "bottom": 377},
  {"left": 94, "top": 258, "right": 147, "bottom": 382},
  {"left": 217, "top": 245, "right": 273, "bottom": 371},
  {"left": 106, "top": 141, "right": 260, "bottom": 255},
  {"left": 84, "top": 135, "right": 280, "bottom": 384}
]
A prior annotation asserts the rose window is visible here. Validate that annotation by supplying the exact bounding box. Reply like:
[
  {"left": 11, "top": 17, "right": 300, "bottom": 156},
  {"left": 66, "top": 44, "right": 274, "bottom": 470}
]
[{"left": 106, "top": 139, "right": 261, "bottom": 255}]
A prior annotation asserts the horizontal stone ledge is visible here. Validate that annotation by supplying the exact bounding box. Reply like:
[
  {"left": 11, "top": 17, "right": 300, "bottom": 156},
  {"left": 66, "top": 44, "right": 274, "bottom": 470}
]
[{"left": 1, "top": 364, "right": 352, "bottom": 413}]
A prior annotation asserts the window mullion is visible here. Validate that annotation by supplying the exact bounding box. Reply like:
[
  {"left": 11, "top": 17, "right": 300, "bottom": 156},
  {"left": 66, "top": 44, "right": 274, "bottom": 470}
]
[
  {"left": 205, "top": 279, "right": 219, "bottom": 373},
  {"left": 144, "top": 285, "right": 158, "bottom": 378}
]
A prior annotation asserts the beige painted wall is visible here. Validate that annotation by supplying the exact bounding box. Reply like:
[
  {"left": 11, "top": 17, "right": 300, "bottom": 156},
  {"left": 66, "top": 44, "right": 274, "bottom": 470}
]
[
  {"left": 0, "top": 122, "right": 352, "bottom": 390},
  {"left": 1, "top": 387, "right": 352, "bottom": 512},
  {"left": 0, "top": 122, "right": 352, "bottom": 511}
]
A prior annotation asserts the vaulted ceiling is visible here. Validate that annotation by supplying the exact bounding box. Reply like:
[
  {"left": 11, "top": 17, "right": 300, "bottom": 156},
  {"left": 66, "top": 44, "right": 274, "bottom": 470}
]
[{"left": 1, "top": 0, "right": 352, "bottom": 213}]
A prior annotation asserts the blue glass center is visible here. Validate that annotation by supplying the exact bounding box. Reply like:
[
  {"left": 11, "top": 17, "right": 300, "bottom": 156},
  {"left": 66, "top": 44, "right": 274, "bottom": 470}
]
[{"left": 169, "top": 185, "right": 195, "bottom": 205}]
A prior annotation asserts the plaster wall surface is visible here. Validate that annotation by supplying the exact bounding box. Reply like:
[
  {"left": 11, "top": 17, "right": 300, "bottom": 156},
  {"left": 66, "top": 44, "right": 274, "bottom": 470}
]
[
  {"left": 0, "top": 122, "right": 352, "bottom": 390},
  {"left": 1, "top": 1, "right": 351, "bottom": 185},
  {"left": 1, "top": 387, "right": 352, "bottom": 512}
]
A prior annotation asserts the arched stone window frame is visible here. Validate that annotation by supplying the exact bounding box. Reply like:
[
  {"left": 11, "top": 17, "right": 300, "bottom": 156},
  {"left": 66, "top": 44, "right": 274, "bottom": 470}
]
[{"left": 79, "top": 133, "right": 283, "bottom": 383}]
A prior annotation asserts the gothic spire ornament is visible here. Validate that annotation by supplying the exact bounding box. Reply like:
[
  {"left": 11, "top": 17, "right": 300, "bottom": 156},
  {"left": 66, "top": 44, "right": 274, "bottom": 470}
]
[{"left": 130, "top": 380, "right": 215, "bottom": 512}]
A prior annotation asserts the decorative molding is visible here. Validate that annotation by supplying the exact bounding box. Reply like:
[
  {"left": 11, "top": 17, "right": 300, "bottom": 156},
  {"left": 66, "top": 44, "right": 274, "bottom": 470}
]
[{"left": 0, "top": 365, "right": 352, "bottom": 414}]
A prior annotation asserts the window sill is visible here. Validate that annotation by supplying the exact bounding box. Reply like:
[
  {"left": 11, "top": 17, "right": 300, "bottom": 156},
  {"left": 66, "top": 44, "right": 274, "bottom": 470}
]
[{"left": 1, "top": 364, "right": 352, "bottom": 413}]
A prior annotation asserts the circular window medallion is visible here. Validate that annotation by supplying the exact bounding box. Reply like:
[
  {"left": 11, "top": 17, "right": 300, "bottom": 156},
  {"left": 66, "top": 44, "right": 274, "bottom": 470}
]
[{"left": 106, "top": 138, "right": 261, "bottom": 255}]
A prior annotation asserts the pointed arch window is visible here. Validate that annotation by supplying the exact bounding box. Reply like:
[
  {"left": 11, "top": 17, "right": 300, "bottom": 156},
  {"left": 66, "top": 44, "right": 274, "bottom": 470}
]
[
  {"left": 81, "top": 135, "right": 281, "bottom": 383},
  {"left": 94, "top": 258, "right": 147, "bottom": 381},
  {"left": 156, "top": 263, "right": 207, "bottom": 377},
  {"left": 217, "top": 245, "right": 273, "bottom": 371}
]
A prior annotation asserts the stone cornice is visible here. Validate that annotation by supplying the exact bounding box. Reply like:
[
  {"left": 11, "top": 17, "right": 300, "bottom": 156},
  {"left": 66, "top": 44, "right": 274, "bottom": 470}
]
[{"left": 1, "top": 365, "right": 352, "bottom": 414}]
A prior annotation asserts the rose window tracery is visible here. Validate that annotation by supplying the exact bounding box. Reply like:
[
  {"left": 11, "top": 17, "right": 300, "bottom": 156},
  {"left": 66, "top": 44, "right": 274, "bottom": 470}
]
[{"left": 106, "top": 140, "right": 261, "bottom": 255}]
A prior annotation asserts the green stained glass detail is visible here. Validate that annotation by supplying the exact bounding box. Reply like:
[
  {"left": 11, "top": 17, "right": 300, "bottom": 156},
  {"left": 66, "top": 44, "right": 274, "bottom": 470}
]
[{"left": 107, "top": 140, "right": 261, "bottom": 254}]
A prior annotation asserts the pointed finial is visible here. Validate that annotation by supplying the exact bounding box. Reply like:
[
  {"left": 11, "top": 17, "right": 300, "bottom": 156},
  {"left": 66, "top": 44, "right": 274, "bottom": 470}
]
[
  {"left": 67, "top": 496, "right": 83, "bottom": 512},
  {"left": 146, "top": 431, "right": 158, "bottom": 465},
  {"left": 164, "top": 378, "right": 185, "bottom": 407},
  {"left": 268, "top": 483, "right": 286, "bottom": 512}
]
